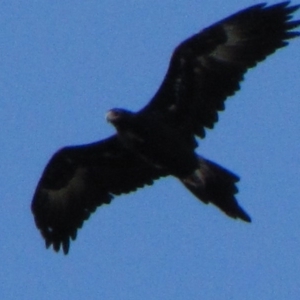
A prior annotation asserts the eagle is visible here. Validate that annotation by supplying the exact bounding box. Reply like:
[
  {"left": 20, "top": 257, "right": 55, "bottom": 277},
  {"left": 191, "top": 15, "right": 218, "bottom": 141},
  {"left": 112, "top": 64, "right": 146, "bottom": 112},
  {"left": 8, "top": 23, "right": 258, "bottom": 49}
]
[{"left": 32, "top": 2, "right": 300, "bottom": 254}]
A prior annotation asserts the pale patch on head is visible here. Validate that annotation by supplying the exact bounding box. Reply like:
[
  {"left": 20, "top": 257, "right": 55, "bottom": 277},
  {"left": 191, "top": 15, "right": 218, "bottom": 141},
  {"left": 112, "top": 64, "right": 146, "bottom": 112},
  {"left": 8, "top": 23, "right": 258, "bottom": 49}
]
[{"left": 106, "top": 110, "right": 120, "bottom": 123}]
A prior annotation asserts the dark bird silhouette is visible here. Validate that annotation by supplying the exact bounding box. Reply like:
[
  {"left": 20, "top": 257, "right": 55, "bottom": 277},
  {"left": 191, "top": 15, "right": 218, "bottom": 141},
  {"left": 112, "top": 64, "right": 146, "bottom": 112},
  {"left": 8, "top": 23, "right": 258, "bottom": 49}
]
[{"left": 32, "top": 2, "right": 300, "bottom": 254}]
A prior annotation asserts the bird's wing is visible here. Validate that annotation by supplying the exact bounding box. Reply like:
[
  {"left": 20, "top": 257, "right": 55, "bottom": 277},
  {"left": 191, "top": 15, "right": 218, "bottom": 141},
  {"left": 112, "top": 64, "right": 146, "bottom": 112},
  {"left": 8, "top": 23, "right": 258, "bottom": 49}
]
[
  {"left": 141, "top": 2, "right": 300, "bottom": 138},
  {"left": 31, "top": 136, "right": 168, "bottom": 254}
]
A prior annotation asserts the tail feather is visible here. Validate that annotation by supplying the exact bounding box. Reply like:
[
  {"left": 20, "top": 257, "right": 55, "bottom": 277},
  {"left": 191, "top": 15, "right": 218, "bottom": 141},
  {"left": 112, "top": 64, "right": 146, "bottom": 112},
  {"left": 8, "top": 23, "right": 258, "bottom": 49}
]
[{"left": 181, "top": 157, "right": 251, "bottom": 222}]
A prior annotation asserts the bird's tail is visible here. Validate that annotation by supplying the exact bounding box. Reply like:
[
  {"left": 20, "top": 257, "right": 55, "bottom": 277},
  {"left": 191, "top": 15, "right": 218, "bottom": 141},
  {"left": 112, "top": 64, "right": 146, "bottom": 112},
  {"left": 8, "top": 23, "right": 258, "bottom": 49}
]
[{"left": 180, "top": 156, "right": 251, "bottom": 222}]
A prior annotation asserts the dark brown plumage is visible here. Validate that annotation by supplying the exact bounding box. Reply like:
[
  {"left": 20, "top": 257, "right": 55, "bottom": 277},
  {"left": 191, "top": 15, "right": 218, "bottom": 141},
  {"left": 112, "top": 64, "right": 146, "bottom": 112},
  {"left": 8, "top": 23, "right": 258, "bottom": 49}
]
[{"left": 32, "top": 2, "right": 300, "bottom": 254}]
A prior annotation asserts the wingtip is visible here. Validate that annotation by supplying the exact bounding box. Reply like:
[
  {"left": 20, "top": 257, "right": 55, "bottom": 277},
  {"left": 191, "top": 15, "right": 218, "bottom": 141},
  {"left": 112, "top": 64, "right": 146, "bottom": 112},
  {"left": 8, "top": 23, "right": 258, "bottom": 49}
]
[
  {"left": 284, "top": 2, "right": 300, "bottom": 14},
  {"left": 62, "top": 240, "right": 70, "bottom": 255},
  {"left": 240, "top": 213, "right": 252, "bottom": 223},
  {"left": 237, "top": 208, "right": 252, "bottom": 223}
]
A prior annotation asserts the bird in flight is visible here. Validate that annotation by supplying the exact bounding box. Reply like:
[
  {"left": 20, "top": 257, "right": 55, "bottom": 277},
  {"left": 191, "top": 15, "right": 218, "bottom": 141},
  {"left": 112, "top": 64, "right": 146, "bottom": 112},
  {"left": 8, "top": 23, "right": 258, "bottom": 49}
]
[{"left": 32, "top": 2, "right": 300, "bottom": 254}]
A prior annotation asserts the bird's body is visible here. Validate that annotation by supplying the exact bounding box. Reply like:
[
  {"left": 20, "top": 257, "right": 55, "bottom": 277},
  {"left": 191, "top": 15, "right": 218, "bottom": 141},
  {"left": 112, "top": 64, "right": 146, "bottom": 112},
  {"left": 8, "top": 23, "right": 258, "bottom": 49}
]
[
  {"left": 107, "top": 109, "right": 198, "bottom": 177},
  {"left": 32, "top": 2, "right": 300, "bottom": 254}
]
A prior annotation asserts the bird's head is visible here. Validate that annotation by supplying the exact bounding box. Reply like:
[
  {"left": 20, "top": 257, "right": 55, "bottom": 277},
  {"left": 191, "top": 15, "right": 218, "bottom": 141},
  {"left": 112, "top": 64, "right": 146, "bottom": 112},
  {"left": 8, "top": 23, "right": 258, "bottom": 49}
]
[{"left": 105, "top": 108, "right": 135, "bottom": 128}]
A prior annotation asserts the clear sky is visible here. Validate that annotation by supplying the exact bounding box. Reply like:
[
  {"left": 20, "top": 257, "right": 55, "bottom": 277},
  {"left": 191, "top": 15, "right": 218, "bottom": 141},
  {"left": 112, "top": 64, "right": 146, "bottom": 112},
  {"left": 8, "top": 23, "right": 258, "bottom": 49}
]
[{"left": 1, "top": 1, "right": 300, "bottom": 299}]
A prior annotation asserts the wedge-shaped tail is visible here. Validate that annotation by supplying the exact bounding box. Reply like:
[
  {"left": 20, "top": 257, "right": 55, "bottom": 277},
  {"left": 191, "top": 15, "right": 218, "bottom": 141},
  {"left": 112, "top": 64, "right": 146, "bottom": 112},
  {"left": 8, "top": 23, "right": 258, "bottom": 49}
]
[{"left": 181, "top": 157, "right": 251, "bottom": 222}]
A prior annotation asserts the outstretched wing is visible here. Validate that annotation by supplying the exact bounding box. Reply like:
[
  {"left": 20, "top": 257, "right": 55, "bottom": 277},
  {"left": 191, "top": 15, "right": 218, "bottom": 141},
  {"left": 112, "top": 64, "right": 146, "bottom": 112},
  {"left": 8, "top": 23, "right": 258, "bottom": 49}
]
[
  {"left": 31, "top": 136, "right": 168, "bottom": 254},
  {"left": 141, "top": 2, "right": 300, "bottom": 138}
]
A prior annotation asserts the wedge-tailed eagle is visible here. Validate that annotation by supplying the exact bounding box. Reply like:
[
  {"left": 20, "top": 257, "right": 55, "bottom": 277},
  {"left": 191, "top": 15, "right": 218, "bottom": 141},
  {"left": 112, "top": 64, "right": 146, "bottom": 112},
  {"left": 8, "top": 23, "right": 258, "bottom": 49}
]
[{"left": 32, "top": 2, "right": 300, "bottom": 254}]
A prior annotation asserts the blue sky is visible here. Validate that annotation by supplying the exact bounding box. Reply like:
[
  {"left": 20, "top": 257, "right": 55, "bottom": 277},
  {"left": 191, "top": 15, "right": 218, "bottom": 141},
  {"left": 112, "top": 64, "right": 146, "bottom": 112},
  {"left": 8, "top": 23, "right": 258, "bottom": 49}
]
[{"left": 1, "top": 1, "right": 300, "bottom": 299}]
